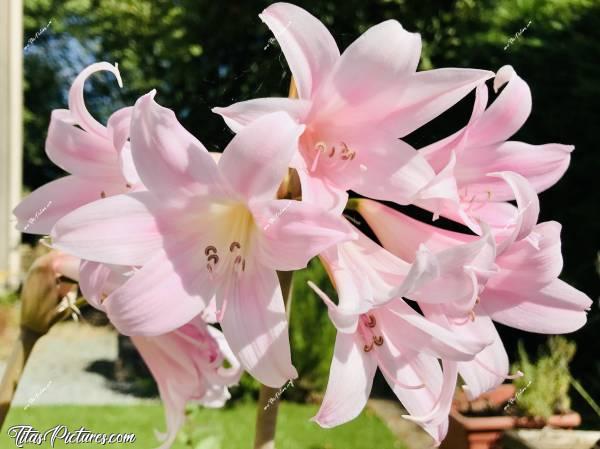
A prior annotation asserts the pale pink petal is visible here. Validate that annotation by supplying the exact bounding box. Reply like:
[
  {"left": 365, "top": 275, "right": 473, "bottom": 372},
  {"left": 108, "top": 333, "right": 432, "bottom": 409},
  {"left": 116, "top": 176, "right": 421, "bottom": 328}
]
[
  {"left": 218, "top": 264, "right": 297, "bottom": 388},
  {"left": 106, "top": 246, "right": 214, "bottom": 336},
  {"left": 445, "top": 200, "right": 517, "bottom": 234},
  {"left": 421, "top": 83, "right": 489, "bottom": 172},
  {"left": 218, "top": 112, "right": 304, "bottom": 202},
  {"left": 45, "top": 109, "right": 122, "bottom": 179},
  {"left": 312, "top": 332, "right": 377, "bottom": 427},
  {"left": 489, "top": 171, "right": 539, "bottom": 254},
  {"left": 400, "top": 359, "right": 457, "bottom": 445},
  {"left": 481, "top": 278, "right": 592, "bottom": 334},
  {"left": 107, "top": 106, "right": 133, "bottom": 152},
  {"left": 383, "top": 68, "right": 493, "bottom": 137},
  {"left": 130, "top": 91, "right": 222, "bottom": 201},
  {"left": 456, "top": 318, "right": 509, "bottom": 400},
  {"left": 295, "top": 167, "right": 348, "bottom": 214},
  {"left": 456, "top": 141, "right": 573, "bottom": 199},
  {"left": 467, "top": 65, "right": 532, "bottom": 146},
  {"left": 50, "top": 252, "right": 81, "bottom": 282},
  {"left": 78, "top": 261, "right": 130, "bottom": 310},
  {"left": 118, "top": 144, "right": 142, "bottom": 187},
  {"left": 253, "top": 199, "right": 355, "bottom": 271},
  {"left": 357, "top": 198, "right": 471, "bottom": 262},
  {"left": 259, "top": 2, "right": 340, "bottom": 99},
  {"left": 351, "top": 138, "right": 437, "bottom": 205},
  {"left": 490, "top": 221, "right": 563, "bottom": 291},
  {"left": 14, "top": 175, "right": 126, "bottom": 235},
  {"left": 133, "top": 334, "right": 188, "bottom": 449},
  {"left": 131, "top": 319, "right": 236, "bottom": 449},
  {"left": 311, "top": 20, "right": 421, "bottom": 124},
  {"left": 414, "top": 152, "right": 460, "bottom": 219},
  {"left": 317, "top": 228, "right": 438, "bottom": 316},
  {"left": 380, "top": 299, "right": 491, "bottom": 361},
  {"left": 308, "top": 280, "right": 366, "bottom": 334},
  {"left": 409, "top": 227, "right": 497, "bottom": 315},
  {"left": 78, "top": 261, "right": 111, "bottom": 310},
  {"left": 68, "top": 62, "right": 123, "bottom": 138},
  {"left": 213, "top": 98, "right": 310, "bottom": 133},
  {"left": 51, "top": 191, "right": 170, "bottom": 266},
  {"left": 374, "top": 327, "right": 447, "bottom": 444}
]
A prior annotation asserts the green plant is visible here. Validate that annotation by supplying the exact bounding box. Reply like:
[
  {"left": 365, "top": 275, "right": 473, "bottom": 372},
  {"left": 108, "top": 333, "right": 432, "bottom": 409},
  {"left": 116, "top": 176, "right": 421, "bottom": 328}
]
[{"left": 510, "top": 336, "right": 576, "bottom": 418}]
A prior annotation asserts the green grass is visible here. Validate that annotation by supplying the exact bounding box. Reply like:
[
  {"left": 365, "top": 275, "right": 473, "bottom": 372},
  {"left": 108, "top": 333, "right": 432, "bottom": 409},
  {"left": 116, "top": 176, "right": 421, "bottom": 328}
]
[{"left": 0, "top": 402, "right": 405, "bottom": 449}]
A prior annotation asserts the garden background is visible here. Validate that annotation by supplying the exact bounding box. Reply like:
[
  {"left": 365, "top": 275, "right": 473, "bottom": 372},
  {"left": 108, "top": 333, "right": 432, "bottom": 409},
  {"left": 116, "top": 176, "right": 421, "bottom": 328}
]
[{"left": 1, "top": 0, "right": 598, "bottom": 447}]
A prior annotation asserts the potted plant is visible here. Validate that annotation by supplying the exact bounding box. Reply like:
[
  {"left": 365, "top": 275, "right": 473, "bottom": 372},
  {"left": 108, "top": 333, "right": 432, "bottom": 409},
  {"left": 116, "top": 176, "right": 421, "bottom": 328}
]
[{"left": 441, "top": 336, "right": 581, "bottom": 449}]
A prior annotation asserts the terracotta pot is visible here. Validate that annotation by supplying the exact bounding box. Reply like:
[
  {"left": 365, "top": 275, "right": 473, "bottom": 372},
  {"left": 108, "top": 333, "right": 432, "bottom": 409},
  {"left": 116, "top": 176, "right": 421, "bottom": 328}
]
[{"left": 440, "top": 384, "right": 581, "bottom": 449}]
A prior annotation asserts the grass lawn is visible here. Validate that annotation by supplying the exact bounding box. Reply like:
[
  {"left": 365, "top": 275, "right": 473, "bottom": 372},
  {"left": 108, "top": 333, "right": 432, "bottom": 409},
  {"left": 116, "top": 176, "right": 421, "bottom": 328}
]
[{"left": 0, "top": 402, "right": 406, "bottom": 449}]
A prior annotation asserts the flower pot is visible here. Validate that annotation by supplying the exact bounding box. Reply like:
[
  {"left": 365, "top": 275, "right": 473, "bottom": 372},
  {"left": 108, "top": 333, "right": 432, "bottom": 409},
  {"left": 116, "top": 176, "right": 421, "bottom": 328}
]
[{"left": 440, "top": 384, "right": 581, "bottom": 449}]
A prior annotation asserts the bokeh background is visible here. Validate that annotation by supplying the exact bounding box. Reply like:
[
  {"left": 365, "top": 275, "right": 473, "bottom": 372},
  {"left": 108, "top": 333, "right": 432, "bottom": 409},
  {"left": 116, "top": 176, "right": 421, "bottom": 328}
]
[{"left": 2, "top": 0, "right": 599, "bottom": 447}]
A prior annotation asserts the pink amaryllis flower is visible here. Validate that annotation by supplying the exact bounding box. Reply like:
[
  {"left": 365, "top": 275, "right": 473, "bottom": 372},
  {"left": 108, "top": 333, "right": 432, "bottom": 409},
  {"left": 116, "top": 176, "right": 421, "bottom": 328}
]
[
  {"left": 214, "top": 2, "right": 493, "bottom": 212},
  {"left": 75, "top": 260, "right": 241, "bottom": 449},
  {"left": 14, "top": 62, "right": 140, "bottom": 234},
  {"left": 418, "top": 65, "right": 574, "bottom": 231},
  {"left": 357, "top": 173, "right": 592, "bottom": 398},
  {"left": 307, "top": 229, "right": 493, "bottom": 444},
  {"left": 52, "top": 92, "right": 355, "bottom": 388}
]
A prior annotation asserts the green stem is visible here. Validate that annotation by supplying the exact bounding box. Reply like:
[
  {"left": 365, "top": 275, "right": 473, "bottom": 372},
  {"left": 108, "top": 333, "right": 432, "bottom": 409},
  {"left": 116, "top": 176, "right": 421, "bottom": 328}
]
[
  {"left": 253, "top": 270, "right": 294, "bottom": 449},
  {"left": 571, "top": 378, "right": 600, "bottom": 420},
  {"left": 0, "top": 327, "right": 42, "bottom": 430}
]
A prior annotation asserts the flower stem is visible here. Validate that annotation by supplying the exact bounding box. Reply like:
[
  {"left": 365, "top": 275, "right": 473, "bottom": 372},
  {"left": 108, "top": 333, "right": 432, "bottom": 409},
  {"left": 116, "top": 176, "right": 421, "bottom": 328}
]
[
  {"left": 0, "top": 327, "right": 42, "bottom": 429},
  {"left": 253, "top": 270, "right": 294, "bottom": 449}
]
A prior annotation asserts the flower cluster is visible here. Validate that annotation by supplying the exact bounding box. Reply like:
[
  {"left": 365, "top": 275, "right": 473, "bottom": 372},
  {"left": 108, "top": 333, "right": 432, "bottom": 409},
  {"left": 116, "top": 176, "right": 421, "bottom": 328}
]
[{"left": 14, "top": 3, "right": 591, "bottom": 447}]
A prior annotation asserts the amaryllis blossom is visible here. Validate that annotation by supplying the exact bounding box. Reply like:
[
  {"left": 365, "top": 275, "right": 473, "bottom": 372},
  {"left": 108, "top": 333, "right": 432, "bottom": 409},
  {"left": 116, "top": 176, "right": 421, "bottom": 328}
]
[
  {"left": 307, "top": 228, "right": 494, "bottom": 443},
  {"left": 13, "top": 62, "right": 140, "bottom": 234},
  {"left": 51, "top": 93, "right": 355, "bottom": 388},
  {"left": 418, "top": 65, "right": 574, "bottom": 232},
  {"left": 357, "top": 173, "right": 592, "bottom": 399},
  {"left": 214, "top": 2, "right": 493, "bottom": 212},
  {"left": 76, "top": 260, "right": 241, "bottom": 449}
]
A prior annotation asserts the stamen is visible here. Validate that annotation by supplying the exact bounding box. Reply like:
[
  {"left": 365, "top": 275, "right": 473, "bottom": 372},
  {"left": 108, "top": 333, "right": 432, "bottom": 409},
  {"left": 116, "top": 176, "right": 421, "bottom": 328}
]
[
  {"left": 242, "top": 259, "right": 246, "bottom": 271},
  {"left": 100, "top": 191, "right": 106, "bottom": 199},
  {"left": 125, "top": 183, "right": 132, "bottom": 189},
  {"left": 310, "top": 142, "right": 326, "bottom": 173},
  {"left": 234, "top": 255, "right": 242, "bottom": 265},
  {"left": 365, "top": 314, "right": 376, "bottom": 328},
  {"left": 373, "top": 335, "right": 384, "bottom": 346},
  {"left": 363, "top": 343, "right": 374, "bottom": 352},
  {"left": 205, "top": 245, "right": 217, "bottom": 255},
  {"left": 328, "top": 146, "right": 335, "bottom": 158},
  {"left": 229, "top": 242, "right": 241, "bottom": 252},
  {"left": 207, "top": 254, "right": 219, "bottom": 264}
]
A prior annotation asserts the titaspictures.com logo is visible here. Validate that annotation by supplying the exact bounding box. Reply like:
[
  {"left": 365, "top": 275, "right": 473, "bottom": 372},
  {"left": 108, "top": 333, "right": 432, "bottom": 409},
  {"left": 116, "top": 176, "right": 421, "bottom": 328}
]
[{"left": 7, "top": 425, "right": 136, "bottom": 447}]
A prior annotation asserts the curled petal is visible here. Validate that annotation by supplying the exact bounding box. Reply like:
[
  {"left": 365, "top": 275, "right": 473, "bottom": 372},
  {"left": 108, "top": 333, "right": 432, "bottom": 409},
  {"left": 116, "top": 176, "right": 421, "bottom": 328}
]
[{"left": 68, "top": 62, "right": 123, "bottom": 138}]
